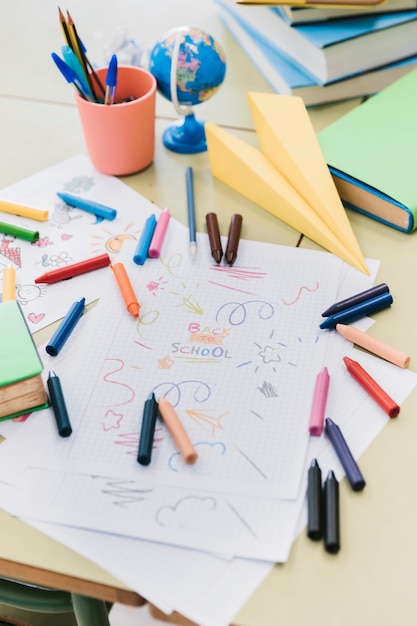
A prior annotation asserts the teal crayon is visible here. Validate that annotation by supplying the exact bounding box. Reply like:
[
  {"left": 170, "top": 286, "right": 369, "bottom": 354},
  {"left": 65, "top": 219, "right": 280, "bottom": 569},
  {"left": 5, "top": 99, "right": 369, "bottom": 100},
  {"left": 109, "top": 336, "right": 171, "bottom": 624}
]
[{"left": 0, "top": 220, "right": 39, "bottom": 243}]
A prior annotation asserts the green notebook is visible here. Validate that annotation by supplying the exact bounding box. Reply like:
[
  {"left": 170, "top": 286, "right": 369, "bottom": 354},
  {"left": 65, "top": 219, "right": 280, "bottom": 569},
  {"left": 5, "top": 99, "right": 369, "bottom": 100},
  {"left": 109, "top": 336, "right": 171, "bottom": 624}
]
[
  {"left": 0, "top": 300, "right": 48, "bottom": 420},
  {"left": 317, "top": 68, "right": 417, "bottom": 233}
]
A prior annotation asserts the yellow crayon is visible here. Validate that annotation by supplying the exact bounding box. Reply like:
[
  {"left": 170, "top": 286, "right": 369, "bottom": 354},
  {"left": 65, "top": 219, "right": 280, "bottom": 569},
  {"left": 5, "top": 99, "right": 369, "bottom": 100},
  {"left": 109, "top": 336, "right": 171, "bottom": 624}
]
[
  {"left": 2, "top": 265, "right": 15, "bottom": 302},
  {"left": 0, "top": 200, "right": 48, "bottom": 222}
]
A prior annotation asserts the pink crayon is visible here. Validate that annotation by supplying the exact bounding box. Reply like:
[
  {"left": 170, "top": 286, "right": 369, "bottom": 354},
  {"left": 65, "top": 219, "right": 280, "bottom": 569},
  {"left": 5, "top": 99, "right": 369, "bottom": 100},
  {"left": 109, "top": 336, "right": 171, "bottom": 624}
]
[
  {"left": 308, "top": 366, "right": 330, "bottom": 436},
  {"left": 148, "top": 208, "right": 171, "bottom": 258}
]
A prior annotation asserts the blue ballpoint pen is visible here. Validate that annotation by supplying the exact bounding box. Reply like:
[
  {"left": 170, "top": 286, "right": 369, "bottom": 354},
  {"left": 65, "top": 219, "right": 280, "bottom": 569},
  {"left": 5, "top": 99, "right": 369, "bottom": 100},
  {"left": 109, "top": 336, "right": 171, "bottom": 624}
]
[
  {"left": 46, "top": 297, "right": 86, "bottom": 356},
  {"left": 105, "top": 54, "right": 118, "bottom": 105},
  {"left": 51, "top": 52, "right": 92, "bottom": 101},
  {"left": 133, "top": 214, "right": 157, "bottom": 265},
  {"left": 57, "top": 192, "right": 117, "bottom": 221},
  {"left": 319, "top": 291, "right": 393, "bottom": 330}
]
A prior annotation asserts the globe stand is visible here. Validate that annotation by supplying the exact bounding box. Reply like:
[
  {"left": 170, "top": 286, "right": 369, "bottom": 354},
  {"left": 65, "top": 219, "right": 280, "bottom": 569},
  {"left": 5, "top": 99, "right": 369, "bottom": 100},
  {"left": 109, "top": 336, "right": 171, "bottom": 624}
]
[
  {"left": 162, "top": 112, "right": 207, "bottom": 154},
  {"left": 162, "top": 27, "right": 208, "bottom": 154}
]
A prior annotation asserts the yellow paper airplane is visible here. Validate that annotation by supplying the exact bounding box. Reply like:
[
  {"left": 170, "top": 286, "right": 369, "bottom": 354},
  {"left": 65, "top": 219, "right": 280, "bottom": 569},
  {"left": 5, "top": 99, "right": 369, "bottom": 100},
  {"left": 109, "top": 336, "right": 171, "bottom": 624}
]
[{"left": 205, "top": 93, "right": 368, "bottom": 274}]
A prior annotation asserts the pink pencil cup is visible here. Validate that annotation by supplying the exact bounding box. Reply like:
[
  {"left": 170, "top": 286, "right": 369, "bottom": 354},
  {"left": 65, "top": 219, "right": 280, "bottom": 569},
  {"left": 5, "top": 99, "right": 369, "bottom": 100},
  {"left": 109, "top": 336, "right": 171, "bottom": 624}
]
[{"left": 75, "top": 65, "right": 157, "bottom": 176}]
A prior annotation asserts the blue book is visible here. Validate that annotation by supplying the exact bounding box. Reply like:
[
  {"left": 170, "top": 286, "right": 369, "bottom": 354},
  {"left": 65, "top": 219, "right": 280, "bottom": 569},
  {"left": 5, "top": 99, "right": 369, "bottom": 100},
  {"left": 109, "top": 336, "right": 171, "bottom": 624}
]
[
  {"left": 218, "top": 4, "right": 417, "bottom": 106},
  {"left": 215, "top": 0, "right": 417, "bottom": 83}
]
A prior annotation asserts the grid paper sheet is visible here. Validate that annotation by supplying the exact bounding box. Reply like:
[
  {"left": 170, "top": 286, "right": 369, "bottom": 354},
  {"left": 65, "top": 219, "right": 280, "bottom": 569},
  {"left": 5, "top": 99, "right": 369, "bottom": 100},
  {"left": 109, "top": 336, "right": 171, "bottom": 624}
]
[{"left": 0, "top": 213, "right": 360, "bottom": 559}]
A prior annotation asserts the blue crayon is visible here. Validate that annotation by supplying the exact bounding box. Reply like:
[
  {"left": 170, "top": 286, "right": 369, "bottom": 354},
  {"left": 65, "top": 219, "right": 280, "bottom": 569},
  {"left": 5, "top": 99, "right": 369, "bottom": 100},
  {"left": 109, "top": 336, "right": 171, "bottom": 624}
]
[
  {"left": 57, "top": 192, "right": 117, "bottom": 221},
  {"left": 133, "top": 214, "right": 157, "bottom": 265},
  {"left": 319, "top": 291, "right": 393, "bottom": 330},
  {"left": 46, "top": 297, "right": 86, "bottom": 356},
  {"left": 322, "top": 282, "right": 389, "bottom": 317}
]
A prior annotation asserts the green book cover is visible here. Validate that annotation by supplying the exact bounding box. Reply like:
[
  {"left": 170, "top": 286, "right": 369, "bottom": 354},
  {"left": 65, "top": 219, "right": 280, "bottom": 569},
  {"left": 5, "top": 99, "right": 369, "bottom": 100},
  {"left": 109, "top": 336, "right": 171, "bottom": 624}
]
[
  {"left": 317, "top": 68, "right": 417, "bottom": 233},
  {"left": 0, "top": 300, "right": 43, "bottom": 385}
]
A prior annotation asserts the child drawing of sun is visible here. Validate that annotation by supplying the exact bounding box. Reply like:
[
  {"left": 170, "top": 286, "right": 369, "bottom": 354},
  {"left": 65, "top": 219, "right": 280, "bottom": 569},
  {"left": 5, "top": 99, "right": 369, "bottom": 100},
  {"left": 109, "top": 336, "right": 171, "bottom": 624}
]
[{"left": 90, "top": 223, "right": 140, "bottom": 255}]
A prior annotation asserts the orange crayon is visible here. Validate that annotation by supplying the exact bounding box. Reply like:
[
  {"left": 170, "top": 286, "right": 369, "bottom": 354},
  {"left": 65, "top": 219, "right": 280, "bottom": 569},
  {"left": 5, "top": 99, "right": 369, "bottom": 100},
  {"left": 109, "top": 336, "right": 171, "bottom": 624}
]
[
  {"left": 157, "top": 397, "right": 198, "bottom": 464},
  {"left": 336, "top": 324, "right": 410, "bottom": 369},
  {"left": 111, "top": 263, "right": 140, "bottom": 318}
]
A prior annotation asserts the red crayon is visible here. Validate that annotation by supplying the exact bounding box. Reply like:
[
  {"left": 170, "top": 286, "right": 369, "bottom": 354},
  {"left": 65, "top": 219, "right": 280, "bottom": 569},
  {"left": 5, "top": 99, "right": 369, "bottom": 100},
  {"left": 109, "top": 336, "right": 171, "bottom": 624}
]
[
  {"left": 343, "top": 356, "right": 400, "bottom": 418},
  {"left": 35, "top": 253, "right": 111, "bottom": 284}
]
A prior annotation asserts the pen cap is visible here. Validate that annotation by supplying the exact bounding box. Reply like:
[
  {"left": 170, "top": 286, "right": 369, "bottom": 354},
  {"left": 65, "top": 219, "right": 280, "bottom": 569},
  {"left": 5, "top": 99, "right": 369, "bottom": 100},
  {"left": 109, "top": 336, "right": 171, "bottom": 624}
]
[{"left": 75, "top": 66, "right": 156, "bottom": 175}]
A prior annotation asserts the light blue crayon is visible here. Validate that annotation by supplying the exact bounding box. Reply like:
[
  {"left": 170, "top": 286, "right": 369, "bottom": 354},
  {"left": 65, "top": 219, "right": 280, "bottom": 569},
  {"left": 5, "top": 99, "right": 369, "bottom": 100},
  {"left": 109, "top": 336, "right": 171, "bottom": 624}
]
[
  {"left": 133, "top": 214, "right": 157, "bottom": 265},
  {"left": 46, "top": 297, "right": 86, "bottom": 356},
  {"left": 57, "top": 192, "right": 117, "bottom": 221}
]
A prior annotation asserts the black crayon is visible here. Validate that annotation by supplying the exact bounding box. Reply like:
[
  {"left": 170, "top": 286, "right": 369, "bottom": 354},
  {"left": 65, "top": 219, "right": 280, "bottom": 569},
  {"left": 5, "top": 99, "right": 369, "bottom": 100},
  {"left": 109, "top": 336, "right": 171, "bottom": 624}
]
[
  {"left": 324, "top": 470, "right": 340, "bottom": 554},
  {"left": 307, "top": 458, "right": 323, "bottom": 541}
]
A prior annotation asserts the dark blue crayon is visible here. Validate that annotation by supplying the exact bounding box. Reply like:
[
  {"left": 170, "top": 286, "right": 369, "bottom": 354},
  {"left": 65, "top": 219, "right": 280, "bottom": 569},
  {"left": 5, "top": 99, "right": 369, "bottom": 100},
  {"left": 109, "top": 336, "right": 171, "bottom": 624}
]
[
  {"left": 322, "top": 282, "right": 389, "bottom": 317},
  {"left": 137, "top": 392, "right": 158, "bottom": 466},
  {"left": 325, "top": 418, "right": 366, "bottom": 492},
  {"left": 46, "top": 297, "right": 85, "bottom": 356},
  {"left": 319, "top": 291, "right": 393, "bottom": 330},
  {"left": 133, "top": 214, "right": 157, "bottom": 265},
  {"left": 47, "top": 371, "right": 72, "bottom": 437}
]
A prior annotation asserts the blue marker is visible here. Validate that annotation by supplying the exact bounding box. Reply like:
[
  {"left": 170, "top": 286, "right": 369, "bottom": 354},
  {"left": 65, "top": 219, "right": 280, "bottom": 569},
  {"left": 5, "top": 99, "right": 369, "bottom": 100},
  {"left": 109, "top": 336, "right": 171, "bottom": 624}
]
[
  {"left": 133, "top": 214, "right": 157, "bottom": 265},
  {"left": 319, "top": 291, "right": 393, "bottom": 330},
  {"left": 51, "top": 52, "right": 92, "bottom": 101},
  {"left": 57, "top": 192, "right": 117, "bottom": 221},
  {"left": 105, "top": 54, "right": 118, "bottom": 105},
  {"left": 46, "top": 297, "right": 86, "bottom": 356}
]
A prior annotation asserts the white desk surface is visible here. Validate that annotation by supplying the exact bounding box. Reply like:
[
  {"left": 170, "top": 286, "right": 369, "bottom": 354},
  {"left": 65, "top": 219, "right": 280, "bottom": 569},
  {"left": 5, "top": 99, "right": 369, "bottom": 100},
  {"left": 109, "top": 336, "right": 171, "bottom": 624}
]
[{"left": 1, "top": 2, "right": 416, "bottom": 625}]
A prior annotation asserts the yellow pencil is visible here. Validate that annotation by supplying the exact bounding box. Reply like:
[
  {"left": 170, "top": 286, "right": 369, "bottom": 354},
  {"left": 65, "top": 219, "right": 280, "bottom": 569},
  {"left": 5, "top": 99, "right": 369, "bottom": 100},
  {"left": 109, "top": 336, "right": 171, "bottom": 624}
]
[
  {"left": 2, "top": 265, "right": 15, "bottom": 302},
  {"left": 0, "top": 200, "right": 48, "bottom": 222}
]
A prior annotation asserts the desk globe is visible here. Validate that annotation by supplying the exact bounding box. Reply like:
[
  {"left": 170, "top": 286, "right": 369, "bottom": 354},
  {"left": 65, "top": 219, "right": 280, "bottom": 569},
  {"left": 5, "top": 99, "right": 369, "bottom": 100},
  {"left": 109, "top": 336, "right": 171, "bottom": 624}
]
[{"left": 149, "top": 26, "right": 226, "bottom": 153}]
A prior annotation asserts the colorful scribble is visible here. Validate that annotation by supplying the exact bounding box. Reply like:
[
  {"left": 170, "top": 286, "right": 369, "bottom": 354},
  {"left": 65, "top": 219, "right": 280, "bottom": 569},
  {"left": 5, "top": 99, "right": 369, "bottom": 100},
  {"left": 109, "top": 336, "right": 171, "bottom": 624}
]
[
  {"left": 258, "top": 381, "right": 279, "bottom": 398},
  {"left": 103, "top": 359, "right": 136, "bottom": 406},
  {"left": 159, "top": 252, "right": 184, "bottom": 278},
  {"left": 186, "top": 409, "right": 226, "bottom": 435},
  {"left": 152, "top": 380, "right": 211, "bottom": 408},
  {"left": 136, "top": 309, "right": 160, "bottom": 339},
  {"left": 92, "top": 476, "right": 153, "bottom": 508},
  {"left": 281, "top": 281, "right": 319, "bottom": 305},
  {"left": 216, "top": 300, "right": 274, "bottom": 326},
  {"left": 114, "top": 431, "right": 139, "bottom": 454}
]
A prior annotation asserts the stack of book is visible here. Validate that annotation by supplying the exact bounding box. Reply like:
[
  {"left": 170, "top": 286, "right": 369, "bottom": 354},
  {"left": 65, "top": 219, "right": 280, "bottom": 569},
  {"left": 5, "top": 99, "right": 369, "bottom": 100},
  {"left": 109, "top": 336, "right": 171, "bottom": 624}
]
[
  {"left": 215, "top": 0, "right": 417, "bottom": 106},
  {"left": 0, "top": 301, "right": 48, "bottom": 421}
]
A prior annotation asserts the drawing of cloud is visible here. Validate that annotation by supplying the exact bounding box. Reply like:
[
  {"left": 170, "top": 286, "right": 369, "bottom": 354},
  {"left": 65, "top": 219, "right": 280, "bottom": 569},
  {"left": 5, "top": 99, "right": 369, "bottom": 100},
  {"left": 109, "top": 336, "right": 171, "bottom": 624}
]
[
  {"left": 168, "top": 441, "right": 226, "bottom": 473},
  {"left": 156, "top": 495, "right": 217, "bottom": 530}
]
